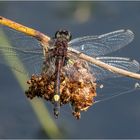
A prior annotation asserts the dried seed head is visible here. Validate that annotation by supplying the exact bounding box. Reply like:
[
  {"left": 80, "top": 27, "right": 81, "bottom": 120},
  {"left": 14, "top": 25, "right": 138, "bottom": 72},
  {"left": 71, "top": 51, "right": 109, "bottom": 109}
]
[{"left": 25, "top": 58, "right": 97, "bottom": 119}]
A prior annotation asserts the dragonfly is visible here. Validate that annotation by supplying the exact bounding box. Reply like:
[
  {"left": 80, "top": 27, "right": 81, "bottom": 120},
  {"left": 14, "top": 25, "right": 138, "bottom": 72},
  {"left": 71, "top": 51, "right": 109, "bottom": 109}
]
[{"left": 0, "top": 16, "right": 140, "bottom": 119}]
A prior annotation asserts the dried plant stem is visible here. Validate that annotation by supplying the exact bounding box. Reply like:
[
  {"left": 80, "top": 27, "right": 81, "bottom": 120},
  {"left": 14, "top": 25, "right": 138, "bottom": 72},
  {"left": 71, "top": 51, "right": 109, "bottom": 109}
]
[
  {"left": 0, "top": 16, "right": 50, "bottom": 44},
  {"left": 78, "top": 52, "right": 140, "bottom": 80},
  {"left": 0, "top": 16, "right": 140, "bottom": 80}
]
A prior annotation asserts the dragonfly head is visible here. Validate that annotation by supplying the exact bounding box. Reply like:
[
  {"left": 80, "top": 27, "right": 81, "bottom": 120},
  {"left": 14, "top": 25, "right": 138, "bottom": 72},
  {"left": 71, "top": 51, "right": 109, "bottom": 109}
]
[{"left": 55, "top": 29, "right": 72, "bottom": 41}]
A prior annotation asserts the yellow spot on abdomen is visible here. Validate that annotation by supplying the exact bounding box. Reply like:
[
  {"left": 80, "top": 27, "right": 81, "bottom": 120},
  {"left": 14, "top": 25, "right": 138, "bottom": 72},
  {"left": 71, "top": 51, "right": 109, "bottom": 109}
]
[{"left": 54, "top": 95, "right": 60, "bottom": 101}]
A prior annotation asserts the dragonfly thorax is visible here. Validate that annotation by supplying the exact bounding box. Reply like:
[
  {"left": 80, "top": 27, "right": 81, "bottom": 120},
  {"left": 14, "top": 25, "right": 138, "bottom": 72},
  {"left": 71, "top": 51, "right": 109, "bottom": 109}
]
[
  {"left": 47, "top": 29, "right": 72, "bottom": 57},
  {"left": 50, "top": 37, "right": 69, "bottom": 58},
  {"left": 54, "top": 47, "right": 67, "bottom": 57}
]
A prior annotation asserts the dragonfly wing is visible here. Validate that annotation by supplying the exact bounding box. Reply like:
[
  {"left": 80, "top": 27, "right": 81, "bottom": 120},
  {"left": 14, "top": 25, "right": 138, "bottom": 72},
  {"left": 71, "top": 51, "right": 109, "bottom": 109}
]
[
  {"left": 68, "top": 29, "right": 134, "bottom": 57},
  {"left": 89, "top": 56, "right": 140, "bottom": 81},
  {"left": 95, "top": 76, "right": 140, "bottom": 103},
  {"left": 89, "top": 57, "right": 140, "bottom": 103},
  {"left": 0, "top": 26, "right": 44, "bottom": 76}
]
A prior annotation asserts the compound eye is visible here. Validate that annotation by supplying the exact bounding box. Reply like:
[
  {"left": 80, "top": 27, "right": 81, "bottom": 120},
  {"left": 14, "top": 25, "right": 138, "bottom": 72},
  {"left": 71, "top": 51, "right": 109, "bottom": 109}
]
[
  {"left": 68, "top": 32, "right": 72, "bottom": 41},
  {"left": 55, "top": 30, "right": 72, "bottom": 41},
  {"left": 64, "top": 30, "right": 68, "bottom": 35},
  {"left": 66, "top": 32, "right": 72, "bottom": 41},
  {"left": 55, "top": 30, "right": 61, "bottom": 39}
]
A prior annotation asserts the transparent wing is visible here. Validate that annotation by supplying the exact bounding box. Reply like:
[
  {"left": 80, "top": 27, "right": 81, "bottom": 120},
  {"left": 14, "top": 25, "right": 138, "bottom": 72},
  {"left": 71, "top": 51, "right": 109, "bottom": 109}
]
[
  {"left": 90, "top": 57, "right": 140, "bottom": 103},
  {"left": 89, "top": 56, "right": 140, "bottom": 81},
  {"left": 68, "top": 29, "right": 134, "bottom": 57},
  {"left": 0, "top": 26, "right": 44, "bottom": 76},
  {"left": 95, "top": 76, "right": 140, "bottom": 103}
]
